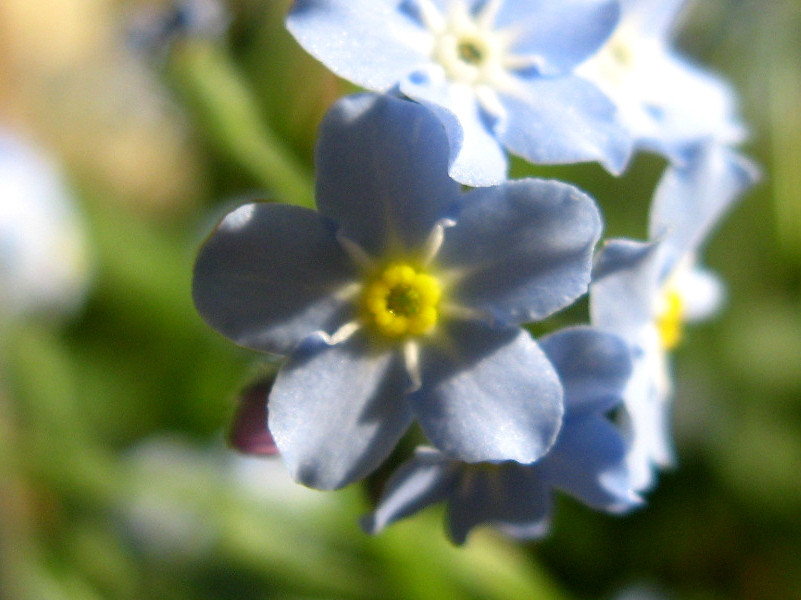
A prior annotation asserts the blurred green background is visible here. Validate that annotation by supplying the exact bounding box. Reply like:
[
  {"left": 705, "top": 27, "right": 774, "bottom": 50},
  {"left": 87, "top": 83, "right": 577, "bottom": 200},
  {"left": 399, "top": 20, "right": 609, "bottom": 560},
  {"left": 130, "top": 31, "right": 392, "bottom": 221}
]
[{"left": 0, "top": 1, "right": 799, "bottom": 599}]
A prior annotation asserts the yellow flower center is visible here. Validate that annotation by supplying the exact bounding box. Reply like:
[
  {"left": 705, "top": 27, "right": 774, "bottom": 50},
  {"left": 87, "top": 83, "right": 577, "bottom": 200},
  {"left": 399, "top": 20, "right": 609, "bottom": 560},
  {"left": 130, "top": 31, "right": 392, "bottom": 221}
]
[
  {"left": 363, "top": 263, "right": 442, "bottom": 338},
  {"left": 456, "top": 37, "right": 487, "bottom": 65},
  {"left": 657, "top": 288, "right": 684, "bottom": 350}
]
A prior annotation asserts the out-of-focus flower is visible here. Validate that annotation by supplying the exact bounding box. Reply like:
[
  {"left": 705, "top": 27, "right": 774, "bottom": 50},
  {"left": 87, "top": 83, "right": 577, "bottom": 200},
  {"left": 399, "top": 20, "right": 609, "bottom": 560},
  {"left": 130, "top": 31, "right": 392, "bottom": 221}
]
[
  {"left": 193, "top": 93, "right": 603, "bottom": 490},
  {"left": 121, "top": 434, "right": 328, "bottom": 560},
  {"left": 0, "top": 131, "right": 90, "bottom": 321},
  {"left": 577, "top": 0, "right": 745, "bottom": 164},
  {"left": 362, "top": 327, "right": 640, "bottom": 544},
  {"left": 127, "top": 0, "right": 230, "bottom": 56},
  {"left": 287, "top": 0, "right": 631, "bottom": 186},
  {"left": 591, "top": 143, "right": 758, "bottom": 490}
]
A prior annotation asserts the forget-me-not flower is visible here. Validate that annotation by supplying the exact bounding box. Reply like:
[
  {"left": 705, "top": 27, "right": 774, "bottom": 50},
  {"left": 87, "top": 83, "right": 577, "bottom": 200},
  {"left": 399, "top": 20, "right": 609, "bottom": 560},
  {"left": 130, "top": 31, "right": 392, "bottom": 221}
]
[
  {"left": 0, "top": 131, "right": 90, "bottom": 321},
  {"left": 362, "top": 327, "right": 641, "bottom": 544},
  {"left": 193, "top": 93, "right": 603, "bottom": 490},
  {"left": 591, "top": 142, "right": 758, "bottom": 490},
  {"left": 576, "top": 0, "right": 745, "bottom": 164},
  {"left": 286, "top": 0, "right": 632, "bottom": 186}
]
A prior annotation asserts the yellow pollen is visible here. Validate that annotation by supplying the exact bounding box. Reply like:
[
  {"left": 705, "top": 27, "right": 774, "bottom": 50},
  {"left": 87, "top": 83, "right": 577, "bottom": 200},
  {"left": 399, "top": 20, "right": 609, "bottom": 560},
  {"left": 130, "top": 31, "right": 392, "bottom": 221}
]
[
  {"left": 457, "top": 39, "right": 485, "bottom": 65},
  {"left": 657, "top": 289, "right": 684, "bottom": 350},
  {"left": 363, "top": 263, "right": 442, "bottom": 338},
  {"left": 609, "top": 38, "right": 634, "bottom": 68}
]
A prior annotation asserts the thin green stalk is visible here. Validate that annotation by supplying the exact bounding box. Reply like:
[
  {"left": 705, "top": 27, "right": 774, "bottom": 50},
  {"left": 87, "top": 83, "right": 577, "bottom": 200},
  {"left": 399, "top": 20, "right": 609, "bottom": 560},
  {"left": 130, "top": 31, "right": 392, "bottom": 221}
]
[{"left": 170, "top": 41, "right": 315, "bottom": 208}]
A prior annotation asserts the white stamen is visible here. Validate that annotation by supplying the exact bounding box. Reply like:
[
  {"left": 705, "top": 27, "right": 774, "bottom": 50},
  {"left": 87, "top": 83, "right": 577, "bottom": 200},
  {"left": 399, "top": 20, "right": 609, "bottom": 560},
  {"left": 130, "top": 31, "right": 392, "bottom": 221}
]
[
  {"left": 440, "top": 302, "right": 490, "bottom": 321},
  {"left": 474, "top": 85, "right": 506, "bottom": 120},
  {"left": 333, "top": 281, "right": 361, "bottom": 303},
  {"left": 420, "top": 218, "right": 455, "bottom": 266},
  {"left": 336, "top": 232, "right": 375, "bottom": 270},
  {"left": 415, "top": 0, "right": 445, "bottom": 33},
  {"left": 319, "top": 320, "right": 361, "bottom": 345},
  {"left": 476, "top": 0, "right": 503, "bottom": 29},
  {"left": 403, "top": 340, "right": 422, "bottom": 392}
]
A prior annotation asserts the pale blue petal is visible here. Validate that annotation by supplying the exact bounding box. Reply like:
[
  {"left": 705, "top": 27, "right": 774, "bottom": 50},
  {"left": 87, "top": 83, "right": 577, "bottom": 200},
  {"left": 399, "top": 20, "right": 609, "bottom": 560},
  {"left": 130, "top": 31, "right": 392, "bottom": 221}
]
[
  {"left": 315, "top": 93, "right": 460, "bottom": 257},
  {"left": 400, "top": 72, "right": 508, "bottom": 186},
  {"left": 496, "top": 0, "right": 620, "bottom": 73},
  {"left": 541, "top": 415, "right": 641, "bottom": 511},
  {"left": 648, "top": 143, "right": 759, "bottom": 267},
  {"left": 440, "top": 179, "right": 601, "bottom": 325},
  {"left": 636, "top": 54, "right": 747, "bottom": 159},
  {"left": 620, "top": 0, "right": 688, "bottom": 38},
  {"left": 540, "top": 327, "right": 632, "bottom": 416},
  {"left": 497, "top": 77, "right": 632, "bottom": 174},
  {"left": 193, "top": 203, "right": 356, "bottom": 355},
  {"left": 447, "top": 464, "right": 550, "bottom": 544},
  {"left": 287, "top": 0, "right": 430, "bottom": 91},
  {"left": 410, "top": 321, "right": 563, "bottom": 464},
  {"left": 590, "top": 239, "right": 661, "bottom": 341},
  {"left": 620, "top": 348, "right": 675, "bottom": 492},
  {"left": 362, "top": 448, "right": 458, "bottom": 533},
  {"left": 269, "top": 333, "right": 413, "bottom": 490}
]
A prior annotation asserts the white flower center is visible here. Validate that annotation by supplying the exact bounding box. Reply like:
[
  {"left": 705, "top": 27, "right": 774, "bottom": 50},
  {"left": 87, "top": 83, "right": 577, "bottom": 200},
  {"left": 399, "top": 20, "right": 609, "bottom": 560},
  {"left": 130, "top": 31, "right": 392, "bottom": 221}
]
[
  {"left": 579, "top": 24, "right": 640, "bottom": 94},
  {"left": 419, "top": 0, "right": 523, "bottom": 88}
]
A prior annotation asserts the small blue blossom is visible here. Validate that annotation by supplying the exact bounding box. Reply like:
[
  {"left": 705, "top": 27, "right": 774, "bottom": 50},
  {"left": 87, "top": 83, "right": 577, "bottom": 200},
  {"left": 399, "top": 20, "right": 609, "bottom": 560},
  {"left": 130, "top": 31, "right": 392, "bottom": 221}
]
[
  {"left": 576, "top": 0, "right": 746, "bottom": 164},
  {"left": 362, "top": 327, "right": 641, "bottom": 544},
  {"left": 286, "top": 0, "right": 632, "bottom": 186},
  {"left": 193, "top": 93, "right": 603, "bottom": 490},
  {"left": 591, "top": 142, "right": 758, "bottom": 491}
]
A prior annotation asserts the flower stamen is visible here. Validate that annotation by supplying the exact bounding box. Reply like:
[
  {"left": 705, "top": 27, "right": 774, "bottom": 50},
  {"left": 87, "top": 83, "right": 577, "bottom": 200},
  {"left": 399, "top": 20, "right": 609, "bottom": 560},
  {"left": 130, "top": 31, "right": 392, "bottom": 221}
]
[
  {"left": 363, "top": 262, "right": 442, "bottom": 338},
  {"left": 657, "top": 287, "right": 684, "bottom": 350}
]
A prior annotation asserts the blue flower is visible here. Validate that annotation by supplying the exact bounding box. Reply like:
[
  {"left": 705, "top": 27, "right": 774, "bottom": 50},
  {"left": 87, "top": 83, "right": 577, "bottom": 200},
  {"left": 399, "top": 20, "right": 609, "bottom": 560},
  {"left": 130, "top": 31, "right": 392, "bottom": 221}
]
[
  {"left": 590, "top": 143, "right": 758, "bottom": 490},
  {"left": 286, "top": 0, "right": 632, "bottom": 186},
  {"left": 193, "top": 93, "right": 602, "bottom": 490},
  {"left": 576, "top": 0, "right": 745, "bottom": 164},
  {"left": 362, "top": 327, "right": 641, "bottom": 544},
  {"left": 0, "top": 131, "right": 90, "bottom": 320}
]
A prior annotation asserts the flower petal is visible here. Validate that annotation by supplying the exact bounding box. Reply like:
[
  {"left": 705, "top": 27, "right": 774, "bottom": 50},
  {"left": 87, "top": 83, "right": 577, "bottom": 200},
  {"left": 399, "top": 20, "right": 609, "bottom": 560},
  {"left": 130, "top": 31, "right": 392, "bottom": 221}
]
[
  {"left": 440, "top": 179, "right": 601, "bottom": 325},
  {"left": 540, "top": 327, "right": 632, "bottom": 416},
  {"left": 193, "top": 203, "right": 356, "bottom": 355},
  {"left": 446, "top": 464, "right": 550, "bottom": 544},
  {"left": 620, "top": 0, "right": 688, "bottom": 38},
  {"left": 400, "top": 72, "right": 509, "bottom": 186},
  {"left": 632, "top": 54, "right": 747, "bottom": 160},
  {"left": 497, "top": 77, "right": 632, "bottom": 174},
  {"left": 286, "top": 0, "right": 431, "bottom": 91},
  {"left": 315, "top": 93, "right": 461, "bottom": 257},
  {"left": 590, "top": 239, "right": 661, "bottom": 341},
  {"left": 541, "top": 414, "right": 641, "bottom": 512},
  {"left": 648, "top": 143, "right": 759, "bottom": 267},
  {"left": 619, "top": 347, "right": 675, "bottom": 492},
  {"left": 362, "top": 447, "right": 459, "bottom": 534},
  {"left": 268, "top": 332, "right": 413, "bottom": 490},
  {"left": 496, "top": 0, "right": 621, "bottom": 73},
  {"left": 410, "top": 320, "right": 563, "bottom": 464}
]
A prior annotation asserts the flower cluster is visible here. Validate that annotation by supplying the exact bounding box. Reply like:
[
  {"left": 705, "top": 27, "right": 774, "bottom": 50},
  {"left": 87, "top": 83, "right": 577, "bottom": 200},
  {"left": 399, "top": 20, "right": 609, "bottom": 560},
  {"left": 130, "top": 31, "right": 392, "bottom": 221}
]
[{"left": 193, "top": 0, "right": 756, "bottom": 543}]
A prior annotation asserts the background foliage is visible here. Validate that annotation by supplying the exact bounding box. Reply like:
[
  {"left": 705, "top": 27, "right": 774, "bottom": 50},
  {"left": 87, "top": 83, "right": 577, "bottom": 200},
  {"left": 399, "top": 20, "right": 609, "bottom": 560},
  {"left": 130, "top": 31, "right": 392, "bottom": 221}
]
[{"left": 1, "top": 1, "right": 799, "bottom": 598}]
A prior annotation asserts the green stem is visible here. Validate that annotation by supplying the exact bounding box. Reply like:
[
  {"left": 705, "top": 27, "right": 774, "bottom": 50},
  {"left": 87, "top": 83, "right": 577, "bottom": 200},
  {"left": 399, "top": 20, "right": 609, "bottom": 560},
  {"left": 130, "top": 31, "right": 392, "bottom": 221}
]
[{"left": 170, "top": 41, "right": 315, "bottom": 208}]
